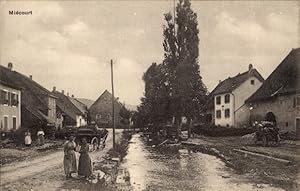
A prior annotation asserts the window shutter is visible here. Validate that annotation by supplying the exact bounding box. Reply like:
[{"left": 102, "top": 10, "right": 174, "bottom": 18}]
[
  {"left": 294, "top": 97, "right": 296, "bottom": 108},
  {"left": 16, "top": 94, "right": 19, "bottom": 106},
  {"left": 8, "top": 92, "right": 11, "bottom": 105},
  {"left": 0, "top": 90, "right": 3, "bottom": 104}
]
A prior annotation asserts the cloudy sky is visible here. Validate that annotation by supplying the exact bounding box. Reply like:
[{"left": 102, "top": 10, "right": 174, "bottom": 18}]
[{"left": 0, "top": 0, "right": 299, "bottom": 105}]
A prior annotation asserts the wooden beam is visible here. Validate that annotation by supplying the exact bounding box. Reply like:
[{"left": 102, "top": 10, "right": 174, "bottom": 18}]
[{"left": 233, "top": 149, "right": 291, "bottom": 164}]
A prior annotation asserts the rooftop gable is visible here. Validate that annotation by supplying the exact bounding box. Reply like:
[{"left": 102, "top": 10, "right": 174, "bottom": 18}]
[
  {"left": 68, "top": 97, "right": 88, "bottom": 114},
  {"left": 89, "top": 89, "right": 123, "bottom": 110},
  {"left": 246, "top": 48, "right": 300, "bottom": 103},
  {"left": 52, "top": 91, "right": 83, "bottom": 120},
  {"left": 210, "top": 66, "right": 264, "bottom": 96}
]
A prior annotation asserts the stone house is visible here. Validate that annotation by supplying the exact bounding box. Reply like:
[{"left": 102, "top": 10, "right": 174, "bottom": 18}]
[
  {"left": 89, "top": 90, "right": 123, "bottom": 127},
  {"left": 206, "top": 64, "right": 264, "bottom": 127},
  {"left": 0, "top": 81, "right": 21, "bottom": 132},
  {"left": 246, "top": 48, "right": 300, "bottom": 135}
]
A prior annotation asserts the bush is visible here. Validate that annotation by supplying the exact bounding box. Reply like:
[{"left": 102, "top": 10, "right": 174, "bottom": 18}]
[
  {"left": 193, "top": 124, "right": 255, "bottom": 137},
  {"left": 107, "top": 131, "right": 132, "bottom": 159}
]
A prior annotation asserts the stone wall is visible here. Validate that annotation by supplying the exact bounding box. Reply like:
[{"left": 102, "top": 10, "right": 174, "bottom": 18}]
[
  {"left": 250, "top": 94, "right": 300, "bottom": 132},
  {"left": 89, "top": 91, "right": 123, "bottom": 127}
]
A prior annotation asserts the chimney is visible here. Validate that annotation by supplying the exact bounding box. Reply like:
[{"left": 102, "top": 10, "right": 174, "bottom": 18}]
[
  {"left": 71, "top": 94, "right": 74, "bottom": 98},
  {"left": 248, "top": 64, "right": 253, "bottom": 72},
  {"left": 62, "top": 90, "right": 64, "bottom": 95},
  {"left": 67, "top": 92, "right": 69, "bottom": 97},
  {"left": 53, "top": 86, "right": 56, "bottom": 92},
  {"left": 29, "top": 75, "right": 32, "bottom": 80},
  {"left": 8, "top": 62, "right": 13, "bottom": 70}
]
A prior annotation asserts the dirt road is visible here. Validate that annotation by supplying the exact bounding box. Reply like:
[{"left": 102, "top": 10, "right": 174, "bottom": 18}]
[{"left": 0, "top": 129, "right": 123, "bottom": 191}]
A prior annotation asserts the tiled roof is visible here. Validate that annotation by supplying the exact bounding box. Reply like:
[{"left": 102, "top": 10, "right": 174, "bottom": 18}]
[
  {"left": 210, "top": 69, "right": 264, "bottom": 96},
  {"left": 204, "top": 67, "right": 264, "bottom": 111},
  {"left": 52, "top": 91, "right": 83, "bottom": 121},
  {"left": 0, "top": 65, "right": 54, "bottom": 122},
  {"left": 89, "top": 90, "right": 123, "bottom": 109},
  {"left": 68, "top": 97, "right": 88, "bottom": 114},
  {"left": 246, "top": 48, "right": 300, "bottom": 103}
]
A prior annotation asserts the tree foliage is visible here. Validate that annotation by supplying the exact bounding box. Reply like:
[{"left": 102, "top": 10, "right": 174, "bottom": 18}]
[{"left": 136, "top": 0, "right": 208, "bottom": 128}]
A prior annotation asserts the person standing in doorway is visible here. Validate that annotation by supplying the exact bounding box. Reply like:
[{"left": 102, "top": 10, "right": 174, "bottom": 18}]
[{"left": 63, "top": 135, "right": 77, "bottom": 179}]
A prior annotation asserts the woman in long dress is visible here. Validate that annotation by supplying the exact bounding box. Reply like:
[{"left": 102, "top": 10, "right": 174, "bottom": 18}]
[
  {"left": 63, "top": 135, "right": 77, "bottom": 179},
  {"left": 78, "top": 137, "right": 92, "bottom": 178}
]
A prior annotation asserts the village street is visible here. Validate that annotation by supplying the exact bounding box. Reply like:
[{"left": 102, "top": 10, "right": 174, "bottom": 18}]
[
  {"left": 0, "top": 129, "right": 123, "bottom": 191},
  {"left": 0, "top": 0, "right": 299, "bottom": 191}
]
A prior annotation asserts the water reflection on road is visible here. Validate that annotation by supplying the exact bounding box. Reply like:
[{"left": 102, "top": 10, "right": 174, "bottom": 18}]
[{"left": 121, "top": 134, "right": 284, "bottom": 191}]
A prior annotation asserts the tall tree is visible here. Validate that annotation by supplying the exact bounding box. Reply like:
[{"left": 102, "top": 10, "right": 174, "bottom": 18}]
[
  {"left": 140, "top": 63, "right": 169, "bottom": 127},
  {"left": 137, "top": 0, "right": 208, "bottom": 135},
  {"left": 163, "top": 0, "right": 208, "bottom": 136}
]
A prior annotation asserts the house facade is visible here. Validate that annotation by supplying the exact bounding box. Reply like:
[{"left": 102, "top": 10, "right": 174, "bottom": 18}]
[
  {"left": 0, "top": 82, "right": 21, "bottom": 132},
  {"left": 210, "top": 64, "right": 264, "bottom": 127},
  {"left": 89, "top": 90, "right": 123, "bottom": 127},
  {"left": 247, "top": 48, "right": 300, "bottom": 136},
  {"left": 0, "top": 63, "right": 61, "bottom": 132},
  {"left": 52, "top": 88, "right": 87, "bottom": 127},
  {"left": 69, "top": 95, "right": 88, "bottom": 126}
]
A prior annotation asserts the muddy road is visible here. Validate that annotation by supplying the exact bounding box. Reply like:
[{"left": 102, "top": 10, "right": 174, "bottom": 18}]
[
  {"left": 119, "top": 134, "right": 288, "bottom": 191},
  {"left": 0, "top": 129, "right": 123, "bottom": 191}
]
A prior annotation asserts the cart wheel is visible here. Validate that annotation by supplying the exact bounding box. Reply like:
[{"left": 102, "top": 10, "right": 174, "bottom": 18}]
[
  {"left": 90, "top": 137, "right": 98, "bottom": 152},
  {"left": 262, "top": 135, "right": 268, "bottom": 147}
]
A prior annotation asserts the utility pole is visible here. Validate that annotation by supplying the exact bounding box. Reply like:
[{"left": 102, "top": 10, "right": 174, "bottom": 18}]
[
  {"left": 111, "top": 59, "right": 116, "bottom": 149},
  {"left": 174, "top": 0, "right": 176, "bottom": 35}
]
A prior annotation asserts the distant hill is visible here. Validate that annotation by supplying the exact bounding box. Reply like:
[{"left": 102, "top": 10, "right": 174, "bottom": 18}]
[{"left": 76, "top": 98, "right": 95, "bottom": 108}]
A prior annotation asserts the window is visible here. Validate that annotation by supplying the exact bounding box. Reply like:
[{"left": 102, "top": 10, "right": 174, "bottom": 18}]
[
  {"left": 216, "top": 96, "right": 221, "bottom": 105},
  {"left": 12, "top": 117, "right": 17, "bottom": 130},
  {"left": 4, "top": 116, "right": 8, "bottom": 130},
  {"left": 11, "top": 93, "right": 19, "bottom": 106},
  {"left": 225, "top": 109, "right": 230, "bottom": 118},
  {"left": 251, "top": 80, "right": 255, "bottom": 85},
  {"left": 0, "top": 90, "right": 9, "bottom": 105},
  {"left": 96, "top": 114, "right": 101, "bottom": 119},
  {"left": 225, "top": 94, "right": 230, "bottom": 103},
  {"left": 296, "top": 96, "right": 300, "bottom": 106},
  {"left": 285, "top": 122, "right": 288, "bottom": 127},
  {"left": 216, "top": 110, "right": 221, "bottom": 118}
]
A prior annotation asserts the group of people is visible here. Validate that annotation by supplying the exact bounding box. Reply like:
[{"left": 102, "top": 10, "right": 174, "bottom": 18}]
[
  {"left": 63, "top": 135, "right": 93, "bottom": 179},
  {"left": 24, "top": 129, "right": 45, "bottom": 146}
]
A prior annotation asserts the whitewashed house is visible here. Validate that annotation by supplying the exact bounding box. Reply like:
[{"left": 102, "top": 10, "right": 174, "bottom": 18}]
[{"left": 209, "top": 64, "right": 264, "bottom": 127}]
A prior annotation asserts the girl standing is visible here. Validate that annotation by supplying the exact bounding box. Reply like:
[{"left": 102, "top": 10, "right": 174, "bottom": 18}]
[
  {"left": 63, "top": 135, "right": 77, "bottom": 179},
  {"left": 78, "top": 137, "right": 92, "bottom": 179},
  {"left": 24, "top": 130, "right": 32, "bottom": 147}
]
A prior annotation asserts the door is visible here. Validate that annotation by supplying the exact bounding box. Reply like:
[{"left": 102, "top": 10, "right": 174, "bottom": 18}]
[
  {"left": 4, "top": 116, "right": 8, "bottom": 131},
  {"left": 296, "top": 118, "right": 300, "bottom": 140},
  {"left": 13, "top": 117, "right": 17, "bottom": 130}
]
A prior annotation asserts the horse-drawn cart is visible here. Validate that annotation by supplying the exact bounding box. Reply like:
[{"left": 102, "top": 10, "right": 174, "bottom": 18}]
[
  {"left": 74, "top": 124, "right": 108, "bottom": 152},
  {"left": 255, "top": 121, "right": 280, "bottom": 147}
]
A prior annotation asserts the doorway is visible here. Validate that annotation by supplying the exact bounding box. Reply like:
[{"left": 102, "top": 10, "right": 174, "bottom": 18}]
[{"left": 265, "top": 112, "right": 276, "bottom": 125}]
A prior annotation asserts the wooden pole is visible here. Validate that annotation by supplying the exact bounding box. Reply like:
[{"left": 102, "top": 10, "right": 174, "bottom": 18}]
[
  {"left": 111, "top": 59, "right": 115, "bottom": 149},
  {"left": 174, "top": 0, "right": 176, "bottom": 35}
]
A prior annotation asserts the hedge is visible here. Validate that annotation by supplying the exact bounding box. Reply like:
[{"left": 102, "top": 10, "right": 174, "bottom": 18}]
[{"left": 193, "top": 124, "right": 255, "bottom": 137}]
